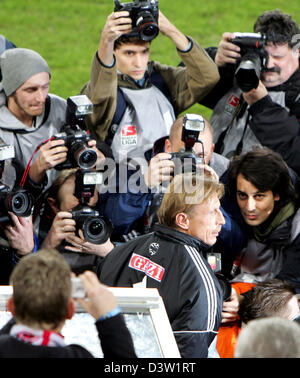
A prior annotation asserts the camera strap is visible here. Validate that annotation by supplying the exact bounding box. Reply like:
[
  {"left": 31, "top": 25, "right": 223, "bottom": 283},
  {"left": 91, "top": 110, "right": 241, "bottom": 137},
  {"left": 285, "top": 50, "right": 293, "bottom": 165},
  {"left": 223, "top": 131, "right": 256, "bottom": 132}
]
[
  {"left": 235, "top": 111, "right": 251, "bottom": 156},
  {"left": 216, "top": 94, "right": 245, "bottom": 155}
]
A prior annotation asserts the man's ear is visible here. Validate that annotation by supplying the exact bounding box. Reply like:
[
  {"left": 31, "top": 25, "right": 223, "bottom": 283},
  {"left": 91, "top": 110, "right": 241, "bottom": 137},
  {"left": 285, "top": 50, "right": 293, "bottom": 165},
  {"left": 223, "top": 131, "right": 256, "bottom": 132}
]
[
  {"left": 174, "top": 212, "right": 189, "bottom": 231},
  {"left": 7, "top": 297, "right": 15, "bottom": 316},
  {"left": 66, "top": 299, "right": 75, "bottom": 320},
  {"left": 164, "top": 138, "right": 171, "bottom": 153}
]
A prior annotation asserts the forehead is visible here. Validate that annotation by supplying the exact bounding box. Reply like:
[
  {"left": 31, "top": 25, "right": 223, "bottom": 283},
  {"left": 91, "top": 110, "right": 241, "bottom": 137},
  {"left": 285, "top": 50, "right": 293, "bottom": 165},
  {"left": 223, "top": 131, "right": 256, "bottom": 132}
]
[
  {"left": 236, "top": 174, "right": 259, "bottom": 192},
  {"left": 264, "top": 42, "right": 291, "bottom": 55},
  {"left": 116, "top": 42, "right": 150, "bottom": 52},
  {"left": 18, "top": 72, "right": 50, "bottom": 90},
  {"left": 58, "top": 177, "right": 75, "bottom": 199},
  {"left": 191, "top": 194, "right": 220, "bottom": 213}
]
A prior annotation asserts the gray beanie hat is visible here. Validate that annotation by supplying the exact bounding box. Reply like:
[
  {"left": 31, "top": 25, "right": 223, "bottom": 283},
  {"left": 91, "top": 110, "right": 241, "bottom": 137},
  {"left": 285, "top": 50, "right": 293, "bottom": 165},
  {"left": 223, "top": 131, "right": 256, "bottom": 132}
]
[{"left": 0, "top": 48, "right": 51, "bottom": 96}]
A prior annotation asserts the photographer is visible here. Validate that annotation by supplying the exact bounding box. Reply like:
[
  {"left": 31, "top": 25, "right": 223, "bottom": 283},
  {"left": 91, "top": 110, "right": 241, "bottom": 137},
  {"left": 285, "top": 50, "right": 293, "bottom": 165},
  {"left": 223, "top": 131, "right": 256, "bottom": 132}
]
[
  {"left": 200, "top": 9, "right": 300, "bottom": 163},
  {"left": 97, "top": 171, "right": 231, "bottom": 358},
  {"left": 0, "top": 48, "right": 108, "bottom": 196},
  {"left": 37, "top": 168, "right": 114, "bottom": 274},
  {"left": 81, "top": 2, "right": 219, "bottom": 164}
]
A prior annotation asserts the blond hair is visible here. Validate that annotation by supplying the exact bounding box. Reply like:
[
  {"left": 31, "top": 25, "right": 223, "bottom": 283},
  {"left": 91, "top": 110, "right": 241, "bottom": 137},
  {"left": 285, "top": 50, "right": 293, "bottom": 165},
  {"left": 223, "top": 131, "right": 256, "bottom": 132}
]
[{"left": 158, "top": 171, "right": 224, "bottom": 227}]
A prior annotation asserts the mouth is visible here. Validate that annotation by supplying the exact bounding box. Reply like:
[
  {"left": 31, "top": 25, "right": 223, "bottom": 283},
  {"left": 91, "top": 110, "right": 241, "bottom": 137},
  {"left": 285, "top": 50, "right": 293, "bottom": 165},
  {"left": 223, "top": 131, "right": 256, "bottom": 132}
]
[
  {"left": 132, "top": 70, "right": 144, "bottom": 76},
  {"left": 244, "top": 213, "right": 258, "bottom": 221}
]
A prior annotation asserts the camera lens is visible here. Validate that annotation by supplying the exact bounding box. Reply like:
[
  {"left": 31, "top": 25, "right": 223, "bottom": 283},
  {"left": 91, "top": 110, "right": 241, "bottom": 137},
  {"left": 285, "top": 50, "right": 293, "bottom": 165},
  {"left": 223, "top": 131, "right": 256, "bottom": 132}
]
[
  {"left": 73, "top": 145, "right": 97, "bottom": 169},
  {"left": 136, "top": 11, "right": 159, "bottom": 41},
  {"left": 84, "top": 216, "right": 111, "bottom": 244},
  {"left": 8, "top": 191, "right": 33, "bottom": 217},
  {"left": 89, "top": 219, "right": 103, "bottom": 236}
]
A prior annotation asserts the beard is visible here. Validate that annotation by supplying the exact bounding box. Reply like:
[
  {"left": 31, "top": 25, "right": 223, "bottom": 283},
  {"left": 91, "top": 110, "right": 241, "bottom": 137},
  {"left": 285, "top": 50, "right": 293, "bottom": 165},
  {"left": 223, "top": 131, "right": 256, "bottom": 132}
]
[{"left": 12, "top": 92, "right": 45, "bottom": 118}]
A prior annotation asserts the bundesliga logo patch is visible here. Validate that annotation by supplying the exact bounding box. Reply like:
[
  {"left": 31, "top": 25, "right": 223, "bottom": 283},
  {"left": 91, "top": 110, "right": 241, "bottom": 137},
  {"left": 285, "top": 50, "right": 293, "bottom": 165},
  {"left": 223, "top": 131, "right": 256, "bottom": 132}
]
[
  {"left": 224, "top": 94, "right": 240, "bottom": 115},
  {"left": 121, "top": 125, "right": 138, "bottom": 146},
  {"left": 128, "top": 253, "right": 165, "bottom": 282}
]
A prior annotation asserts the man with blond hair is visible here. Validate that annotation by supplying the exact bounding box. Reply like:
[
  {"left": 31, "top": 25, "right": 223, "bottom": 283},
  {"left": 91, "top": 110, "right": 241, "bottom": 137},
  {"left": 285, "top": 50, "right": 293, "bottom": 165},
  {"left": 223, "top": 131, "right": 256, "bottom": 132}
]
[{"left": 96, "top": 171, "right": 231, "bottom": 358}]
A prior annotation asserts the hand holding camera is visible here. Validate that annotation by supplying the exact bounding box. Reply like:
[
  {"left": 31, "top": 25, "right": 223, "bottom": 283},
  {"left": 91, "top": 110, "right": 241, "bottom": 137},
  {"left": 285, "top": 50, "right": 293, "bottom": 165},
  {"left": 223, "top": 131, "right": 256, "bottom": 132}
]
[
  {"left": 215, "top": 32, "right": 242, "bottom": 67},
  {"left": 4, "top": 213, "right": 35, "bottom": 256},
  {"left": 144, "top": 152, "right": 174, "bottom": 189},
  {"left": 41, "top": 211, "right": 76, "bottom": 250},
  {"left": 73, "top": 271, "right": 118, "bottom": 321}
]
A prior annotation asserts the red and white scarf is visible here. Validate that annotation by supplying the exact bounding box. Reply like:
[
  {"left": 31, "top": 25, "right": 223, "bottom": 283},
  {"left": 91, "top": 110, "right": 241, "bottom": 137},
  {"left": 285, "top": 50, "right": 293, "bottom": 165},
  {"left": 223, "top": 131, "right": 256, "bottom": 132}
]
[{"left": 10, "top": 324, "right": 65, "bottom": 347}]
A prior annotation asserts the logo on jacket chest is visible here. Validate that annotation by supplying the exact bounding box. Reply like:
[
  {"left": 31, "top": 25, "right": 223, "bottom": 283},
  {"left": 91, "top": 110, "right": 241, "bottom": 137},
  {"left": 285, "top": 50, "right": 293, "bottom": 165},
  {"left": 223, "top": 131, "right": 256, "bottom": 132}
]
[
  {"left": 121, "top": 125, "right": 138, "bottom": 146},
  {"left": 128, "top": 253, "right": 165, "bottom": 282},
  {"left": 149, "top": 242, "right": 159, "bottom": 255}
]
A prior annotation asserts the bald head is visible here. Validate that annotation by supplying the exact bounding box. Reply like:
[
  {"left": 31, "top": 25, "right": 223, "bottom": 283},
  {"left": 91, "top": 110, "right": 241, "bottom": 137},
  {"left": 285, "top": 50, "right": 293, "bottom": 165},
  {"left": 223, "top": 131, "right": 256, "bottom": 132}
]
[{"left": 166, "top": 115, "right": 214, "bottom": 164}]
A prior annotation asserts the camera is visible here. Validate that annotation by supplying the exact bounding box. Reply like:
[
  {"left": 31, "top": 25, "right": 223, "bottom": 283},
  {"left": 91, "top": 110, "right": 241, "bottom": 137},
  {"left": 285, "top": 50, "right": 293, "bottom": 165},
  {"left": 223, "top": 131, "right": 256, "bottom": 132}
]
[
  {"left": 71, "top": 169, "right": 112, "bottom": 244},
  {"left": 229, "top": 33, "right": 268, "bottom": 92},
  {"left": 54, "top": 95, "right": 98, "bottom": 170},
  {"left": 71, "top": 277, "right": 86, "bottom": 298},
  {"left": 114, "top": 0, "right": 159, "bottom": 42},
  {"left": 170, "top": 114, "right": 205, "bottom": 175},
  {"left": 0, "top": 139, "right": 33, "bottom": 223}
]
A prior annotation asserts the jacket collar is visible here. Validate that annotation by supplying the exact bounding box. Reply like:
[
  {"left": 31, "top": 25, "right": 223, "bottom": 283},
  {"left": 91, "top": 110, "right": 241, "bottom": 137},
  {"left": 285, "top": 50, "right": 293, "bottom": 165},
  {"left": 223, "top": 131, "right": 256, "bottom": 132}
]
[{"left": 153, "top": 223, "right": 211, "bottom": 251}]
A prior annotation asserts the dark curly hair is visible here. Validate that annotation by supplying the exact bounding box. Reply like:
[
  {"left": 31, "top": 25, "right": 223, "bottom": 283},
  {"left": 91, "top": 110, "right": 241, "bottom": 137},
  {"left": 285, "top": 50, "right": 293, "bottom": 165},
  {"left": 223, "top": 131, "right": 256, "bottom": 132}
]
[
  {"left": 227, "top": 147, "right": 297, "bottom": 208},
  {"left": 254, "top": 9, "right": 300, "bottom": 48}
]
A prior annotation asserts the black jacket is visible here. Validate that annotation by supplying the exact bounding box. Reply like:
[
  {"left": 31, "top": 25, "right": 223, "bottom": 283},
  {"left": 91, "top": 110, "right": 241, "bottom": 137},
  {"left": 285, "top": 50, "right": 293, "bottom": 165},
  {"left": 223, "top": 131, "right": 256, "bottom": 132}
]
[
  {"left": 97, "top": 224, "right": 225, "bottom": 358},
  {"left": 0, "top": 315, "right": 137, "bottom": 358}
]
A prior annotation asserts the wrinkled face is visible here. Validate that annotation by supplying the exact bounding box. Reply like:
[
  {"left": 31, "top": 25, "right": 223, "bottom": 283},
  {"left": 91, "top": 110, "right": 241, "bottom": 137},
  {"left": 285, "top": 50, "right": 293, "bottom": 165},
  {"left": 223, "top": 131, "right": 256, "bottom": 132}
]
[
  {"left": 186, "top": 194, "right": 225, "bottom": 245},
  {"left": 58, "top": 177, "right": 98, "bottom": 212},
  {"left": 261, "top": 42, "right": 299, "bottom": 87},
  {"left": 236, "top": 174, "right": 280, "bottom": 226},
  {"left": 114, "top": 42, "right": 150, "bottom": 80},
  {"left": 10, "top": 72, "right": 50, "bottom": 119}
]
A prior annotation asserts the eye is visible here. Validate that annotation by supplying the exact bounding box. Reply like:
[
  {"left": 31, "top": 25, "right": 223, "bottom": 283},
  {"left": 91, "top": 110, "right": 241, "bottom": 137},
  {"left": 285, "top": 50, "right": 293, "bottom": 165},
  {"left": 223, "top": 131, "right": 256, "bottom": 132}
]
[
  {"left": 254, "top": 194, "right": 265, "bottom": 200},
  {"left": 237, "top": 192, "right": 247, "bottom": 200}
]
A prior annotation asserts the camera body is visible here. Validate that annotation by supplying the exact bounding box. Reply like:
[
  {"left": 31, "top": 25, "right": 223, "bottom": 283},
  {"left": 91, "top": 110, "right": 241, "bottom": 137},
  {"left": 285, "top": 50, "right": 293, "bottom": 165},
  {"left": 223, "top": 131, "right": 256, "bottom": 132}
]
[
  {"left": 54, "top": 95, "right": 97, "bottom": 171},
  {"left": 229, "top": 33, "right": 268, "bottom": 92},
  {"left": 170, "top": 114, "right": 205, "bottom": 175},
  {"left": 0, "top": 140, "right": 33, "bottom": 223},
  {"left": 114, "top": 0, "right": 159, "bottom": 42},
  {"left": 71, "top": 277, "right": 86, "bottom": 298},
  {"left": 71, "top": 169, "right": 112, "bottom": 244}
]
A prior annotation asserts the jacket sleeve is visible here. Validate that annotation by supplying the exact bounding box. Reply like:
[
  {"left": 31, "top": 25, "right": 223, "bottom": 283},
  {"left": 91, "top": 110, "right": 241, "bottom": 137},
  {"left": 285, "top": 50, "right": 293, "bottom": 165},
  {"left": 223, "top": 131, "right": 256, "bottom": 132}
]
[
  {"left": 195, "top": 46, "right": 236, "bottom": 109},
  {"left": 276, "top": 233, "right": 300, "bottom": 294},
  {"left": 152, "top": 38, "right": 220, "bottom": 116},
  {"left": 80, "top": 53, "right": 118, "bottom": 141},
  {"left": 95, "top": 314, "right": 137, "bottom": 358},
  {"left": 248, "top": 95, "right": 300, "bottom": 176}
]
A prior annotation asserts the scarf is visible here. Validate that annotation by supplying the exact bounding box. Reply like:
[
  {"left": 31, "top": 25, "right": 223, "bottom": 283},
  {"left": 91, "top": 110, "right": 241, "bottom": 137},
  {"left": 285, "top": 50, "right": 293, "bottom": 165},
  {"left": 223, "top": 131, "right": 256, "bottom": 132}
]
[
  {"left": 10, "top": 324, "right": 65, "bottom": 347},
  {"left": 252, "top": 201, "right": 295, "bottom": 243}
]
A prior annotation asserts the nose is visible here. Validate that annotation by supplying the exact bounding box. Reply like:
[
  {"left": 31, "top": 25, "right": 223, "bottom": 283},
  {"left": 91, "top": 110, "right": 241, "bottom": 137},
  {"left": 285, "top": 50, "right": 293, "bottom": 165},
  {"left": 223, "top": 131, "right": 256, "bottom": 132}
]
[
  {"left": 133, "top": 53, "right": 143, "bottom": 68},
  {"left": 35, "top": 87, "right": 47, "bottom": 103},
  {"left": 246, "top": 196, "right": 256, "bottom": 212},
  {"left": 266, "top": 55, "right": 275, "bottom": 69},
  {"left": 217, "top": 208, "right": 226, "bottom": 226}
]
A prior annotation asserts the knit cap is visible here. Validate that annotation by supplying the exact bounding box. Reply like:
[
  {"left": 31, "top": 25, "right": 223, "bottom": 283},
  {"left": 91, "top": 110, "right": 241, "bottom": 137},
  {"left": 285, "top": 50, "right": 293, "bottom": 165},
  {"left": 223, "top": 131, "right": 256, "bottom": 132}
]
[{"left": 0, "top": 48, "right": 51, "bottom": 96}]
